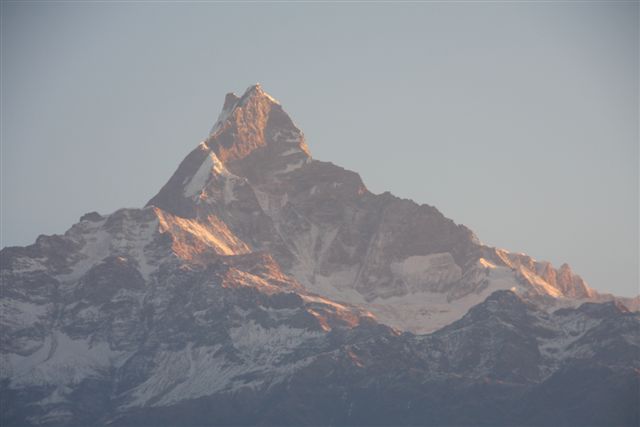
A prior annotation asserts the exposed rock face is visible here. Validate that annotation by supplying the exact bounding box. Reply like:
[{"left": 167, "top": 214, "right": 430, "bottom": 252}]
[
  {"left": 147, "top": 84, "right": 619, "bottom": 333},
  {"left": 1, "top": 85, "right": 638, "bottom": 426}
]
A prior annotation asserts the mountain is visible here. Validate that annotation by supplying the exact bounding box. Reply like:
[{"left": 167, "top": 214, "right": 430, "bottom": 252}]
[
  {"left": 1, "top": 84, "right": 638, "bottom": 426},
  {"left": 149, "top": 83, "right": 637, "bottom": 333}
]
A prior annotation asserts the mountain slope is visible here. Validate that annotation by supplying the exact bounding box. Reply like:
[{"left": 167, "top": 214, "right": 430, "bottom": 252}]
[
  {"left": 148, "top": 83, "right": 635, "bottom": 333},
  {"left": 1, "top": 205, "right": 377, "bottom": 425},
  {"left": 1, "top": 84, "right": 637, "bottom": 426}
]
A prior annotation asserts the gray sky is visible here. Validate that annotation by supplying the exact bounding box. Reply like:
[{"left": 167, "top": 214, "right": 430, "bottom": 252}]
[{"left": 1, "top": 2, "right": 638, "bottom": 296}]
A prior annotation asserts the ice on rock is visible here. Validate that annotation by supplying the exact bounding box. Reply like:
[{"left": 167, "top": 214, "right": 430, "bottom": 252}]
[{"left": 183, "top": 152, "right": 215, "bottom": 198}]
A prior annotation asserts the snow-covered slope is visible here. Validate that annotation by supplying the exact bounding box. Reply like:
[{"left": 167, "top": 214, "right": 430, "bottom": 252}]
[
  {"left": 1, "top": 203, "right": 376, "bottom": 425},
  {"left": 147, "top": 83, "right": 634, "bottom": 333},
  {"left": 1, "top": 84, "right": 637, "bottom": 426}
]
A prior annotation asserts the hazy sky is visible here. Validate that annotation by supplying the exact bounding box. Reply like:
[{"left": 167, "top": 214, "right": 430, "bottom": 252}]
[{"left": 1, "top": 2, "right": 638, "bottom": 296}]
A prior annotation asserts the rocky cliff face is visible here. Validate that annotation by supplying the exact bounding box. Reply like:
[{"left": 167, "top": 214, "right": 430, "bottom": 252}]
[
  {"left": 149, "top": 84, "right": 631, "bottom": 332},
  {"left": 1, "top": 84, "right": 637, "bottom": 426}
]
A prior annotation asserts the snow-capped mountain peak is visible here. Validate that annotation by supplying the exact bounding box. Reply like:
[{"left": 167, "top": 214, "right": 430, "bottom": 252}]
[
  {"left": 2, "top": 84, "right": 638, "bottom": 426},
  {"left": 147, "top": 86, "right": 633, "bottom": 334}
]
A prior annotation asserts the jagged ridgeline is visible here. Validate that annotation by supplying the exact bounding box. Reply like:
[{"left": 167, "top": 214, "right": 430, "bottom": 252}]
[{"left": 1, "top": 85, "right": 638, "bottom": 426}]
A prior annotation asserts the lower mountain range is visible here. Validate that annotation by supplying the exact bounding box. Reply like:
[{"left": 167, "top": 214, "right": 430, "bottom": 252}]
[{"left": 1, "top": 85, "right": 638, "bottom": 426}]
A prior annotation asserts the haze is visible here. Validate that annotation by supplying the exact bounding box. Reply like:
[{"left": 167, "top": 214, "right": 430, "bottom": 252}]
[{"left": 1, "top": 2, "right": 638, "bottom": 296}]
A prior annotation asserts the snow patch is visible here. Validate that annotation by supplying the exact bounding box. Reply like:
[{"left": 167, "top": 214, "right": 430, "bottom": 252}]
[
  {"left": 280, "top": 147, "right": 302, "bottom": 156},
  {"left": 1, "top": 299, "right": 50, "bottom": 328},
  {"left": 9, "top": 257, "right": 48, "bottom": 273},
  {"left": 6, "top": 332, "right": 127, "bottom": 388},
  {"left": 391, "top": 253, "right": 462, "bottom": 292},
  {"left": 275, "top": 158, "right": 306, "bottom": 175},
  {"left": 58, "top": 210, "right": 160, "bottom": 283},
  {"left": 230, "top": 321, "right": 322, "bottom": 362},
  {"left": 209, "top": 99, "right": 237, "bottom": 135},
  {"left": 298, "top": 261, "right": 524, "bottom": 334},
  {"left": 128, "top": 323, "right": 319, "bottom": 407},
  {"left": 369, "top": 266, "right": 521, "bottom": 334},
  {"left": 184, "top": 153, "right": 215, "bottom": 198}
]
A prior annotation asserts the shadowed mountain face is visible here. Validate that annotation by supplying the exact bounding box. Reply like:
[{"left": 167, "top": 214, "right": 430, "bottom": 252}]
[{"left": 1, "top": 85, "right": 638, "bottom": 426}]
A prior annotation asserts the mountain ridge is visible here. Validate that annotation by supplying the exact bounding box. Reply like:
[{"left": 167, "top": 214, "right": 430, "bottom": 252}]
[
  {"left": 1, "top": 84, "right": 638, "bottom": 426},
  {"left": 145, "top": 84, "right": 637, "bottom": 332}
]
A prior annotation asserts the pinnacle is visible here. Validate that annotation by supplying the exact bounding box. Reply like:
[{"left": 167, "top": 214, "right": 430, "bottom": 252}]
[
  {"left": 237, "top": 83, "right": 279, "bottom": 105},
  {"left": 222, "top": 92, "right": 240, "bottom": 111}
]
